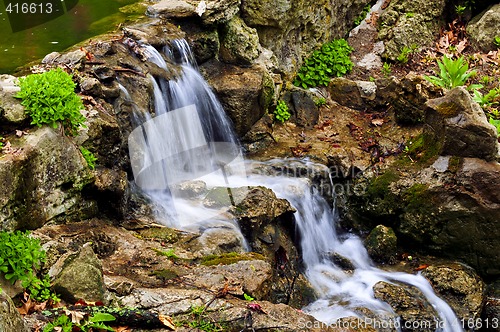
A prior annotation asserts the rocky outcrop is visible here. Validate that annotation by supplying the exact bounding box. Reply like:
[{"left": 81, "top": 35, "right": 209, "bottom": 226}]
[
  {"left": 220, "top": 16, "right": 261, "bottom": 65},
  {"left": 0, "top": 127, "right": 95, "bottom": 231},
  {"left": 425, "top": 87, "right": 499, "bottom": 161},
  {"left": 241, "top": 0, "right": 371, "bottom": 77},
  {"left": 466, "top": 4, "right": 500, "bottom": 52},
  {"left": 378, "top": 0, "right": 447, "bottom": 60},
  {"left": 0, "top": 290, "right": 29, "bottom": 332},
  {"left": 364, "top": 225, "right": 397, "bottom": 264}
]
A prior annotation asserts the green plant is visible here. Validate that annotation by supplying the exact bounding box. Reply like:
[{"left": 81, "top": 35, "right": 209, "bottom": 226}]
[
  {"left": 43, "top": 313, "right": 115, "bottom": 332},
  {"left": 314, "top": 97, "right": 326, "bottom": 107},
  {"left": 0, "top": 136, "right": 3, "bottom": 150},
  {"left": 382, "top": 62, "right": 392, "bottom": 77},
  {"left": 183, "top": 305, "right": 225, "bottom": 332},
  {"left": 455, "top": 5, "right": 466, "bottom": 15},
  {"left": 489, "top": 118, "right": 500, "bottom": 138},
  {"left": 406, "top": 12, "right": 414, "bottom": 18},
  {"left": 494, "top": 36, "right": 500, "bottom": 48},
  {"left": 273, "top": 100, "right": 291, "bottom": 123},
  {"left": 243, "top": 293, "right": 255, "bottom": 301},
  {"left": 294, "top": 39, "right": 353, "bottom": 88},
  {"left": 423, "top": 55, "right": 477, "bottom": 89},
  {"left": 354, "top": 4, "right": 371, "bottom": 26},
  {"left": 473, "top": 88, "right": 500, "bottom": 108},
  {"left": 0, "top": 231, "right": 58, "bottom": 302},
  {"left": 16, "top": 68, "right": 86, "bottom": 136},
  {"left": 79, "top": 146, "right": 97, "bottom": 170},
  {"left": 154, "top": 248, "right": 179, "bottom": 260},
  {"left": 396, "top": 44, "right": 417, "bottom": 64}
]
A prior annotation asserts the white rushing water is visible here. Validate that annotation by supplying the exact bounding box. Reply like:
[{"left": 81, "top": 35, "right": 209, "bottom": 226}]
[{"left": 127, "top": 40, "right": 463, "bottom": 331}]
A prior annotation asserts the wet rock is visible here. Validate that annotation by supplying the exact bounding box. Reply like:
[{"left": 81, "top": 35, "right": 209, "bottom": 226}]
[
  {"left": 364, "top": 225, "right": 397, "bottom": 264},
  {"left": 41, "top": 49, "right": 86, "bottom": 69},
  {"left": 51, "top": 243, "right": 105, "bottom": 303},
  {"left": 199, "top": 0, "right": 241, "bottom": 25},
  {"left": 483, "top": 281, "right": 500, "bottom": 330},
  {"left": 90, "top": 168, "right": 128, "bottom": 218},
  {"left": 220, "top": 16, "right": 260, "bottom": 65},
  {"left": 347, "top": 157, "right": 500, "bottom": 278},
  {"left": 230, "top": 186, "right": 295, "bottom": 242},
  {"left": 193, "top": 227, "right": 247, "bottom": 256},
  {"left": 202, "top": 61, "right": 274, "bottom": 136},
  {"left": 328, "top": 78, "right": 376, "bottom": 111},
  {"left": 378, "top": 0, "right": 446, "bottom": 61},
  {"left": 0, "top": 290, "right": 29, "bottom": 332},
  {"left": 0, "top": 76, "right": 27, "bottom": 126},
  {"left": 425, "top": 87, "right": 499, "bottom": 161},
  {"left": 146, "top": 0, "right": 196, "bottom": 18},
  {"left": 373, "top": 281, "right": 439, "bottom": 331},
  {"left": 185, "top": 28, "right": 220, "bottom": 64},
  {"left": 467, "top": 4, "right": 500, "bottom": 52},
  {"left": 283, "top": 89, "right": 320, "bottom": 128},
  {"left": 0, "top": 127, "right": 96, "bottom": 231},
  {"left": 171, "top": 180, "right": 207, "bottom": 199},
  {"left": 421, "top": 263, "right": 484, "bottom": 322}
]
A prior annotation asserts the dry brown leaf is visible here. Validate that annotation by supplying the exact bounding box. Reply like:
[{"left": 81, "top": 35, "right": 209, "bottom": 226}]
[
  {"left": 371, "top": 118, "right": 384, "bottom": 127},
  {"left": 456, "top": 38, "right": 467, "bottom": 54},
  {"left": 67, "top": 310, "right": 85, "bottom": 324},
  {"left": 158, "top": 314, "right": 176, "bottom": 330},
  {"left": 114, "top": 327, "right": 132, "bottom": 332}
]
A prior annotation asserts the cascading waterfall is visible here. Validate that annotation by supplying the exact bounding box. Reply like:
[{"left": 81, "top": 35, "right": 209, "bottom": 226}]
[{"left": 128, "top": 40, "right": 463, "bottom": 331}]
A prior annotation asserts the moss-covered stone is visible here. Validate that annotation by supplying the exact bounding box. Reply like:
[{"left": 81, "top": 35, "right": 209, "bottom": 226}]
[
  {"left": 138, "top": 227, "right": 180, "bottom": 244},
  {"left": 366, "top": 170, "right": 399, "bottom": 198},
  {"left": 150, "top": 269, "right": 179, "bottom": 281},
  {"left": 200, "top": 252, "right": 266, "bottom": 266},
  {"left": 365, "top": 225, "right": 398, "bottom": 264}
]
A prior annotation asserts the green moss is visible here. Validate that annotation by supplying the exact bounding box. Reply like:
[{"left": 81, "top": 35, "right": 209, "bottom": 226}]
[
  {"left": 149, "top": 269, "right": 178, "bottom": 280},
  {"left": 200, "top": 252, "right": 266, "bottom": 266},
  {"left": 400, "top": 132, "right": 441, "bottom": 166},
  {"left": 403, "top": 183, "right": 431, "bottom": 210},
  {"left": 367, "top": 170, "right": 400, "bottom": 198},
  {"left": 447, "top": 156, "right": 463, "bottom": 173},
  {"left": 139, "top": 227, "right": 179, "bottom": 243}
]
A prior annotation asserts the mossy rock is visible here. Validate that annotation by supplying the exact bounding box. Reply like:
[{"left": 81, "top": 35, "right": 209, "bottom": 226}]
[
  {"left": 138, "top": 227, "right": 180, "bottom": 244},
  {"left": 365, "top": 225, "right": 398, "bottom": 264}
]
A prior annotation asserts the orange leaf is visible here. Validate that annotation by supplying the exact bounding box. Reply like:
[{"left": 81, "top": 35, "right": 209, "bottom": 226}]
[
  {"left": 415, "top": 264, "right": 429, "bottom": 271},
  {"left": 158, "top": 314, "right": 176, "bottom": 330}
]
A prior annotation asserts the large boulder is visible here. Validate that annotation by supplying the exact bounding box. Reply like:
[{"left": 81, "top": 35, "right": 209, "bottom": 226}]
[
  {"left": 202, "top": 62, "right": 274, "bottom": 136},
  {"left": 425, "top": 87, "right": 499, "bottom": 161},
  {"left": 467, "top": 4, "right": 500, "bottom": 52},
  {"left": 0, "top": 290, "right": 29, "bottom": 332},
  {"left": 378, "top": 0, "right": 446, "bottom": 60},
  {"left": 0, "top": 127, "right": 96, "bottom": 231},
  {"left": 220, "top": 16, "right": 261, "bottom": 65}
]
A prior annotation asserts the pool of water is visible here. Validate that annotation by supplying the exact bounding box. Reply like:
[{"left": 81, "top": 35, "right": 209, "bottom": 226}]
[{"left": 0, "top": 0, "right": 145, "bottom": 73}]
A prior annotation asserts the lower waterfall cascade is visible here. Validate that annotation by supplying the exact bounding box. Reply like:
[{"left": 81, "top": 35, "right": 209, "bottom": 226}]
[{"left": 125, "top": 39, "right": 465, "bottom": 332}]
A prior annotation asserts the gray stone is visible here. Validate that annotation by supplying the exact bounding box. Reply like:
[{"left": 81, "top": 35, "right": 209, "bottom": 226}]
[
  {"left": 0, "top": 290, "right": 29, "bottom": 332},
  {"left": 52, "top": 243, "right": 105, "bottom": 303},
  {"left": 373, "top": 281, "right": 439, "bottom": 331},
  {"left": 425, "top": 87, "right": 499, "bottom": 161},
  {"left": 0, "top": 127, "right": 95, "bottom": 231},
  {"left": 283, "top": 89, "right": 320, "bottom": 128},
  {"left": 421, "top": 263, "right": 484, "bottom": 322},
  {"left": 199, "top": 0, "right": 241, "bottom": 25},
  {"left": 220, "top": 16, "right": 261, "bottom": 65},
  {"left": 146, "top": 0, "right": 196, "bottom": 18},
  {"left": 467, "top": 4, "right": 500, "bottom": 52}
]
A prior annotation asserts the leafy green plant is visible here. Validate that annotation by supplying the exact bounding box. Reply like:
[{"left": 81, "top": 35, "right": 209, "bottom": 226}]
[
  {"left": 405, "top": 12, "right": 414, "bottom": 18},
  {"left": 0, "top": 136, "right": 3, "bottom": 150},
  {"left": 354, "top": 4, "right": 371, "bottom": 26},
  {"left": 273, "top": 100, "right": 291, "bottom": 123},
  {"left": 0, "top": 231, "right": 58, "bottom": 302},
  {"left": 16, "top": 68, "right": 86, "bottom": 136},
  {"left": 314, "top": 97, "right": 326, "bottom": 107},
  {"left": 43, "top": 312, "right": 116, "bottom": 332},
  {"left": 494, "top": 36, "right": 500, "bottom": 48},
  {"left": 154, "top": 248, "right": 179, "bottom": 260},
  {"left": 243, "top": 293, "right": 255, "bottom": 301},
  {"left": 396, "top": 44, "right": 417, "bottom": 64},
  {"left": 473, "top": 88, "right": 500, "bottom": 108},
  {"left": 294, "top": 39, "right": 353, "bottom": 88},
  {"left": 184, "top": 305, "right": 225, "bottom": 332},
  {"left": 79, "top": 146, "right": 97, "bottom": 170},
  {"left": 423, "top": 55, "right": 477, "bottom": 89},
  {"left": 455, "top": 5, "right": 466, "bottom": 15},
  {"left": 489, "top": 118, "right": 500, "bottom": 138},
  {"left": 382, "top": 62, "right": 392, "bottom": 77}
]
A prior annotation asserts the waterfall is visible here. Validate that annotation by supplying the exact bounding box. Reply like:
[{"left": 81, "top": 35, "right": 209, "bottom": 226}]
[{"left": 127, "top": 40, "right": 463, "bottom": 331}]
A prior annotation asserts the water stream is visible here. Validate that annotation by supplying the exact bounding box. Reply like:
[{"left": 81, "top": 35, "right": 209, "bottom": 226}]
[{"left": 127, "top": 40, "right": 463, "bottom": 331}]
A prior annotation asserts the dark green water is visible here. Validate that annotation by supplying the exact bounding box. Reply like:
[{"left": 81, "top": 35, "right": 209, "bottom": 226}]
[{"left": 0, "top": 0, "right": 144, "bottom": 73}]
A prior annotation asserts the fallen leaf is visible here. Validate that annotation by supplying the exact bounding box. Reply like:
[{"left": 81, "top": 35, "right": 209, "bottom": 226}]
[
  {"left": 158, "top": 314, "right": 176, "bottom": 330},
  {"left": 68, "top": 310, "right": 85, "bottom": 324},
  {"left": 371, "top": 118, "right": 384, "bottom": 127},
  {"left": 415, "top": 264, "right": 429, "bottom": 271},
  {"left": 114, "top": 327, "right": 132, "bottom": 332}
]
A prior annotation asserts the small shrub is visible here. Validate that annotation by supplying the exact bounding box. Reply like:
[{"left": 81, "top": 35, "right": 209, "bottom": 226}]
[
  {"left": 294, "top": 39, "right": 353, "bottom": 89},
  {"left": 273, "top": 100, "right": 291, "bottom": 123},
  {"left": 473, "top": 88, "right": 500, "bottom": 108},
  {"left": 79, "top": 146, "right": 97, "bottom": 170},
  {"left": 16, "top": 68, "right": 86, "bottom": 136},
  {"left": 396, "top": 45, "right": 417, "bottom": 64},
  {"left": 43, "top": 313, "right": 115, "bottom": 332},
  {"left": 314, "top": 97, "right": 326, "bottom": 107},
  {"left": 382, "top": 62, "right": 392, "bottom": 77},
  {"left": 0, "top": 231, "right": 58, "bottom": 302},
  {"left": 423, "top": 55, "right": 477, "bottom": 89},
  {"left": 455, "top": 5, "right": 466, "bottom": 15}
]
